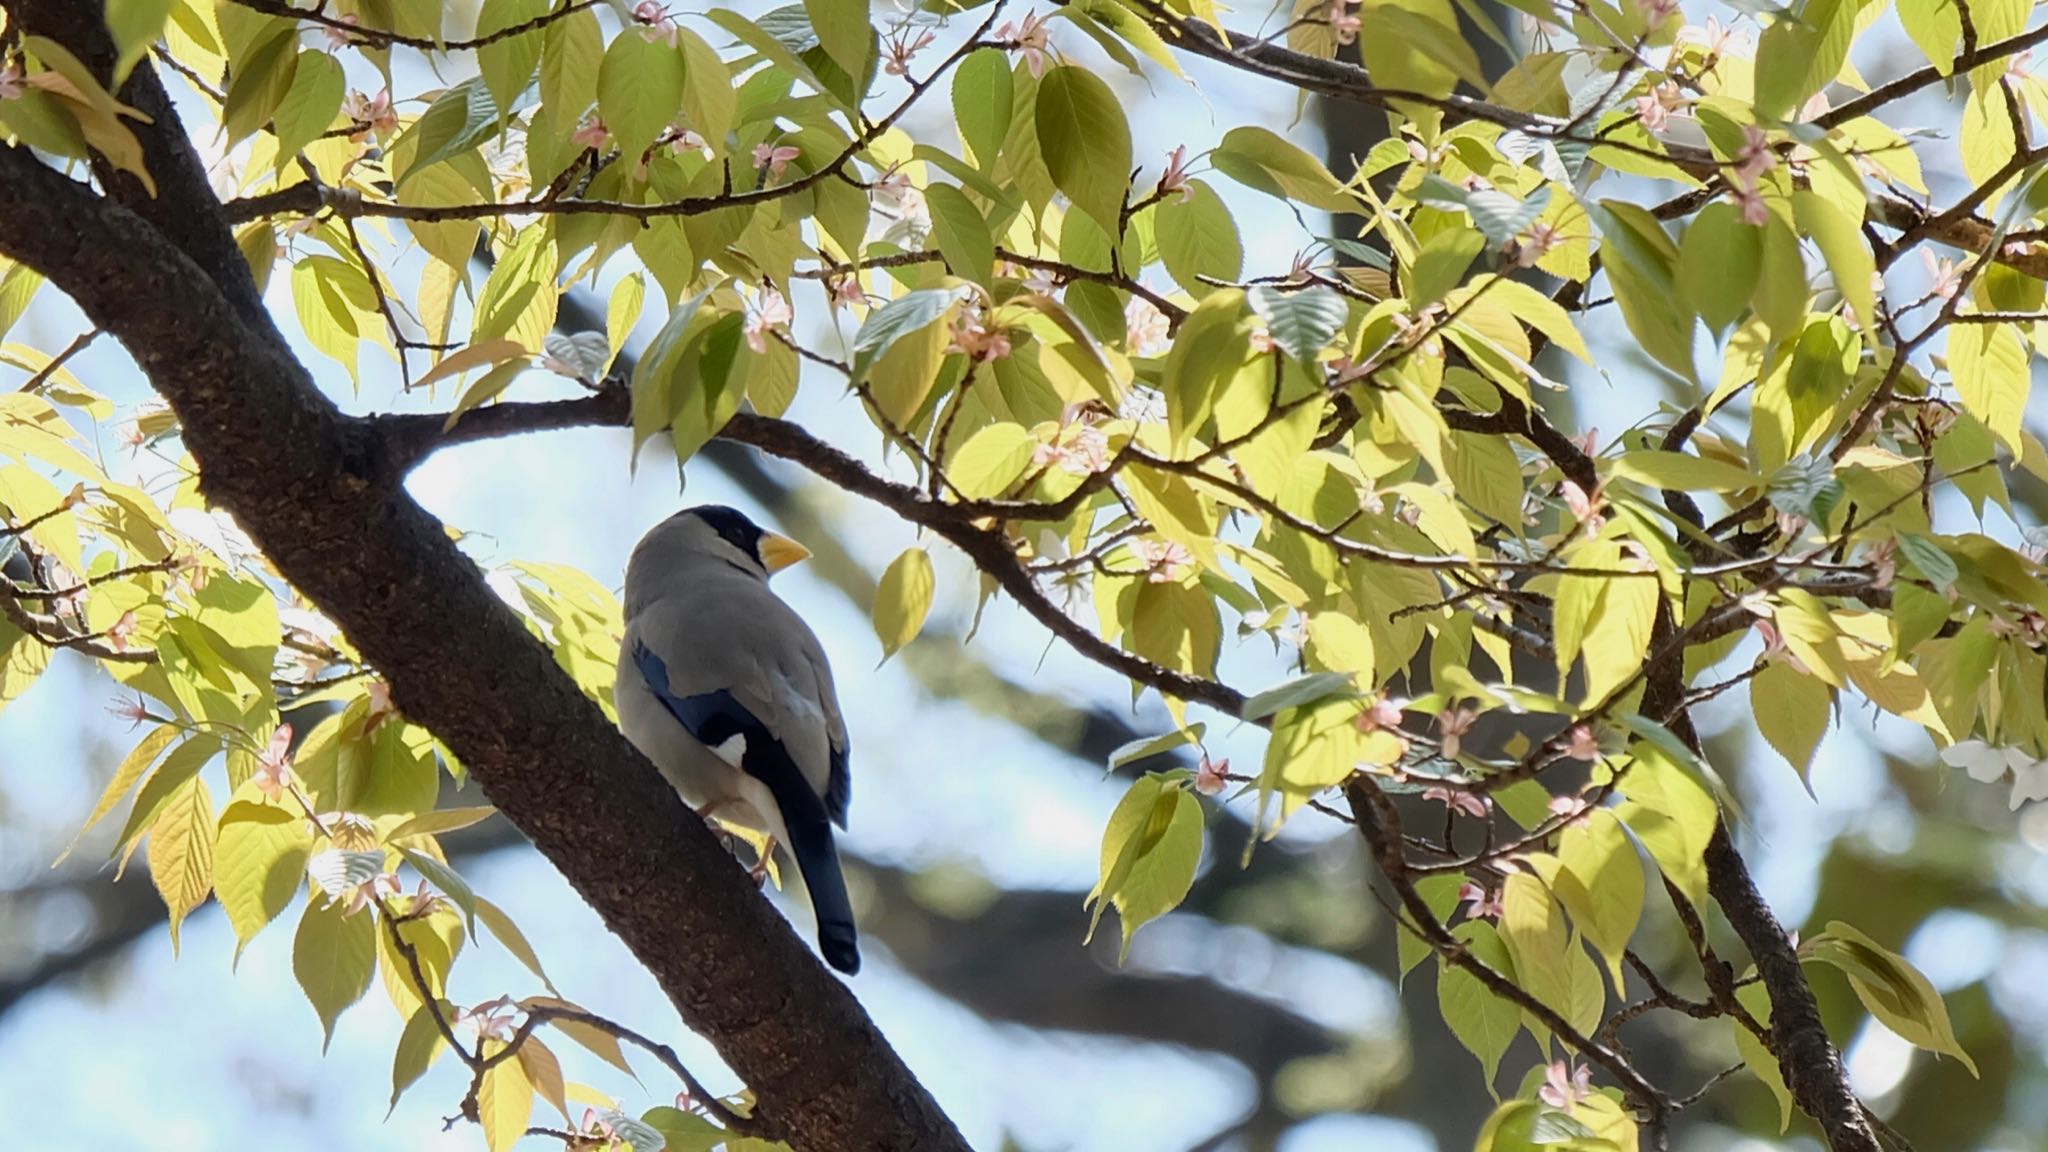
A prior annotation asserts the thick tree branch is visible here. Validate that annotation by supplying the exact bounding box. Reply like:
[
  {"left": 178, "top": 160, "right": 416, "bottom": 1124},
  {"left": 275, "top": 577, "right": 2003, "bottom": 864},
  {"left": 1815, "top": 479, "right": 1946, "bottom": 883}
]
[{"left": 0, "top": 69, "right": 965, "bottom": 1152}]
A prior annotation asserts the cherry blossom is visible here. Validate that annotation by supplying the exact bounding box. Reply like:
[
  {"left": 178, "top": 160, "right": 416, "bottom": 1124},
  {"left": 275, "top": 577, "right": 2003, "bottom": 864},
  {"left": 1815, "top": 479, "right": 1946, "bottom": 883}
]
[
  {"left": 1135, "top": 538, "right": 1193, "bottom": 583},
  {"left": 1124, "top": 297, "right": 1171, "bottom": 358},
  {"left": 1458, "top": 881, "right": 1504, "bottom": 920},
  {"left": 341, "top": 89, "right": 397, "bottom": 139},
  {"left": 884, "top": 28, "right": 936, "bottom": 77},
  {"left": 253, "top": 724, "right": 296, "bottom": 800},
  {"left": 322, "top": 13, "right": 361, "bottom": 51},
  {"left": 1355, "top": 693, "right": 1405, "bottom": 733},
  {"left": 1195, "top": 753, "right": 1230, "bottom": 796},
  {"left": 743, "top": 286, "right": 793, "bottom": 355},
  {"left": 1436, "top": 704, "right": 1479, "bottom": 760},
  {"left": 1944, "top": 741, "right": 2048, "bottom": 810},
  {"left": 1539, "top": 1059, "right": 1594, "bottom": 1108},
  {"left": 1563, "top": 724, "right": 1601, "bottom": 761},
  {"left": 1158, "top": 145, "right": 1195, "bottom": 202},
  {"left": 570, "top": 116, "right": 610, "bottom": 151},
  {"left": 1329, "top": 0, "right": 1363, "bottom": 44},
  {"left": 996, "top": 11, "right": 1052, "bottom": 77},
  {"left": 1920, "top": 248, "right": 1964, "bottom": 299},
  {"left": 753, "top": 142, "right": 801, "bottom": 178}
]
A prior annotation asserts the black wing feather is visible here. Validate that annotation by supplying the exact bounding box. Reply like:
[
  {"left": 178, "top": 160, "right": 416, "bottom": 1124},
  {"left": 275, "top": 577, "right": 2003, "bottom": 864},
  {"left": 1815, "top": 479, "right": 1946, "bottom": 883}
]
[{"left": 631, "top": 642, "right": 860, "bottom": 973}]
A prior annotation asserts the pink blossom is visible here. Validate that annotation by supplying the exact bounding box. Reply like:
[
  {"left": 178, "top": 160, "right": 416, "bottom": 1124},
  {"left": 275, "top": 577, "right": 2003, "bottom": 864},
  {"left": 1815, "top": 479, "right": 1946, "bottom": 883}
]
[
  {"left": 743, "top": 286, "right": 793, "bottom": 355},
  {"left": 632, "top": 1, "right": 680, "bottom": 46},
  {"left": 1124, "top": 297, "right": 1171, "bottom": 357},
  {"left": 1135, "top": 538, "right": 1194, "bottom": 583},
  {"left": 1247, "top": 324, "right": 1275, "bottom": 354},
  {"left": 1458, "top": 881, "right": 1504, "bottom": 920},
  {"left": 996, "top": 11, "right": 1052, "bottom": 77},
  {"left": 254, "top": 724, "right": 296, "bottom": 800},
  {"left": 884, "top": 28, "right": 936, "bottom": 77},
  {"left": 752, "top": 142, "right": 801, "bottom": 179},
  {"left": 1436, "top": 704, "right": 1478, "bottom": 760},
  {"left": 1329, "top": 0, "right": 1362, "bottom": 45},
  {"left": 343, "top": 870, "right": 401, "bottom": 916},
  {"left": 454, "top": 996, "right": 520, "bottom": 1043},
  {"left": 1539, "top": 1060, "right": 1594, "bottom": 1108},
  {"left": 1920, "top": 248, "right": 1963, "bottom": 299},
  {"left": 1195, "top": 753, "right": 1230, "bottom": 796},
  {"left": 0, "top": 63, "right": 25, "bottom": 102},
  {"left": 1325, "top": 355, "right": 1373, "bottom": 385},
  {"left": 1679, "top": 16, "right": 1748, "bottom": 58},
  {"left": 828, "top": 274, "right": 867, "bottom": 313},
  {"left": 1634, "top": 0, "right": 1680, "bottom": 29},
  {"left": 104, "top": 609, "right": 139, "bottom": 653},
  {"left": 2010, "top": 49, "right": 2035, "bottom": 79},
  {"left": 365, "top": 679, "right": 399, "bottom": 734},
  {"left": 948, "top": 308, "right": 1013, "bottom": 362},
  {"left": 1634, "top": 82, "right": 1686, "bottom": 132},
  {"left": 1751, "top": 617, "right": 1813, "bottom": 676},
  {"left": 1423, "top": 784, "right": 1491, "bottom": 819},
  {"left": 1355, "top": 693, "right": 1405, "bottom": 733},
  {"left": 1730, "top": 185, "right": 1770, "bottom": 227},
  {"left": 1560, "top": 480, "right": 1606, "bottom": 532},
  {"left": 571, "top": 116, "right": 609, "bottom": 151},
  {"left": 341, "top": 89, "right": 397, "bottom": 139},
  {"left": 1563, "top": 724, "right": 1600, "bottom": 761},
  {"left": 1158, "top": 145, "right": 1195, "bottom": 202},
  {"left": 1547, "top": 793, "right": 1593, "bottom": 828},
  {"left": 1032, "top": 406, "right": 1112, "bottom": 476},
  {"left": 670, "top": 128, "right": 711, "bottom": 158},
  {"left": 322, "top": 12, "right": 360, "bottom": 51},
  {"left": 1733, "top": 126, "right": 1775, "bottom": 190},
  {"left": 106, "top": 695, "right": 152, "bottom": 729},
  {"left": 1508, "top": 220, "right": 1562, "bottom": 268}
]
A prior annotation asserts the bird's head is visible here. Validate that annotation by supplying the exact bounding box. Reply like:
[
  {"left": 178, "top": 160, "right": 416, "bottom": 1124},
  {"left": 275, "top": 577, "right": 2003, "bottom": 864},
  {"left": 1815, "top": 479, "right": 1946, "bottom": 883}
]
[{"left": 627, "top": 504, "right": 811, "bottom": 589}]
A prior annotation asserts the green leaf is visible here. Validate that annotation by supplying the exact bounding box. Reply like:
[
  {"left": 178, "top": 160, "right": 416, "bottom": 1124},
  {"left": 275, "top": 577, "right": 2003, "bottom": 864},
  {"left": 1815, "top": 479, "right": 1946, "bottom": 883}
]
[
  {"left": 396, "top": 843, "right": 479, "bottom": 931},
  {"left": 1607, "top": 450, "right": 1758, "bottom": 493},
  {"left": 1246, "top": 285, "right": 1345, "bottom": 363},
  {"left": 1678, "top": 200, "right": 1760, "bottom": 332},
  {"left": 872, "top": 547, "right": 935, "bottom": 661},
  {"left": 1948, "top": 321, "right": 2029, "bottom": 453},
  {"left": 1752, "top": 659, "right": 1831, "bottom": 784},
  {"left": 925, "top": 183, "right": 995, "bottom": 288},
  {"left": 1163, "top": 289, "right": 1250, "bottom": 450},
  {"left": 1241, "top": 671, "right": 1358, "bottom": 722},
  {"left": 147, "top": 775, "right": 214, "bottom": 952},
  {"left": 1406, "top": 229, "right": 1485, "bottom": 306},
  {"left": 478, "top": 1043, "right": 535, "bottom": 1152},
  {"left": 539, "top": 6, "right": 602, "bottom": 114},
  {"left": 477, "top": 0, "right": 550, "bottom": 114},
  {"left": 1084, "top": 773, "right": 1205, "bottom": 961},
  {"left": 106, "top": 0, "right": 175, "bottom": 83},
  {"left": 1035, "top": 65, "right": 1133, "bottom": 235},
  {"left": 803, "top": 0, "right": 871, "bottom": 81},
  {"left": 946, "top": 421, "right": 1037, "bottom": 499},
  {"left": 1794, "top": 190, "right": 1875, "bottom": 329},
  {"left": 1438, "top": 921, "right": 1520, "bottom": 1088},
  {"left": 270, "top": 50, "right": 343, "bottom": 161},
  {"left": 1896, "top": 0, "right": 1962, "bottom": 74},
  {"left": 222, "top": 26, "right": 297, "bottom": 145},
  {"left": 1590, "top": 200, "right": 1695, "bottom": 381},
  {"left": 390, "top": 1001, "right": 451, "bottom": 1113},
  {"left": 1467, "top": 185, "right": 1551, "bottom": 249},
  {"left": 1554, "top": 809, "right": 1644, "bottom": 987},
  {"left": 56, "top": 723, "right": 179, "bottom": 865},
  {"left": 214, "top": 799, "right": 312, "bottom": 949},
  {"left": 113, "top": 735, "right": 219, "bottom": 871},
  {"left": 1107, "top": 724, "right": 1206, "bottom": 769},
  {"left": 677, "top": 28, "right": 736, "bottom": 157},
  {"left": 600, "top": 30, "right": 686, "bottom": 164},
  {"left": 1155, "top": 180, "right": 1243, "bottom": 300},
  {"left": 953, "top": 49, "right": 1014, "bottom": 170},
  {"left": 1211, "top": 125, "right": 1355, "bottom": 214},
  {"left": 852, "top": 288, "right": 962, "bottom": 379},
  {"left": 476, "top": 895, "right": 558, "bottom": 993},
  {"left": 294, "top": 897, "right": 376, "bottom": 1050},
  {"left": 1755, "top": 0, "right": 1856, "bottom": 120},
  {"left": 1807, "top": 920, "right": 1979, "bottom": 1075},
  {"left": 1896, "top": 533, "right": 1959, "bottom": 591},
  {"left": 395, "top": 79, "right": 501, "bottom": 188}
]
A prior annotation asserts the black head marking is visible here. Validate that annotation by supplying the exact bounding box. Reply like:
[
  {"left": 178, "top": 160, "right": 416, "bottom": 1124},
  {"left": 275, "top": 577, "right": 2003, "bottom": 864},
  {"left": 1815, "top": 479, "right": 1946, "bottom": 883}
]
[{"left": 684, "top": 504, "right": 768, "bottom": 567}]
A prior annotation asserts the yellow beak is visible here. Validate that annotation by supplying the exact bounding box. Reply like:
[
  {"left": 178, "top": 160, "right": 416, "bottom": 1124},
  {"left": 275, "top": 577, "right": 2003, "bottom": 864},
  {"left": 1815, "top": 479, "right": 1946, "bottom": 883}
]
[{"left": 758, "top": 532, "right": 812, "bottom": 573}]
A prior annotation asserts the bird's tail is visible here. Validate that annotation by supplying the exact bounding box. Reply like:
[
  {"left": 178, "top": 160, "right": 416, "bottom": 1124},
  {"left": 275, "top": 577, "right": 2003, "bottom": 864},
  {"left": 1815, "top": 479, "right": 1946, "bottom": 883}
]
[{"left": 787, "top": 820, "right": 860, "bottom": 974}]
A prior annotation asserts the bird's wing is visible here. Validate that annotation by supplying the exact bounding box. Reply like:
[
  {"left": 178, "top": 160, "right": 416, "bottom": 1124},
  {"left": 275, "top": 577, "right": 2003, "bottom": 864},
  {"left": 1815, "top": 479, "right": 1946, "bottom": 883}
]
[{"left": 627, "top": 639, "right": 859, "bottom": 973}]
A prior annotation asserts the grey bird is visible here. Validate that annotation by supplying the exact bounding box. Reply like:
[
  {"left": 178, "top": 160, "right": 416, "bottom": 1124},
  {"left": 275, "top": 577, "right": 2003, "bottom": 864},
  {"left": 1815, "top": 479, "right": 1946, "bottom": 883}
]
[{"left": 615, "top": 505, "right": 859, "bottom": 974}]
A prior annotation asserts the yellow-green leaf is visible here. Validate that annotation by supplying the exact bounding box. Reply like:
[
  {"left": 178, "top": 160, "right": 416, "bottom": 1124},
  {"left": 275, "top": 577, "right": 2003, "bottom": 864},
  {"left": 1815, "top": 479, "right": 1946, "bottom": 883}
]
[
  {"left": 872, "top": 547, "right": 935, "bottom": 661},
  {"left": 147, "top": 775, "right": 215, "bottom": 952},
  {"left": 294, "top": 897, "right": 376, "bottom": 1048}
]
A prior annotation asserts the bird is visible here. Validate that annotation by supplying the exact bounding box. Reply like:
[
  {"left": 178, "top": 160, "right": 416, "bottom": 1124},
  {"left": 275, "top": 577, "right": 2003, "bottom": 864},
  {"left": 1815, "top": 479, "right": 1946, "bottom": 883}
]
[{"left": 614, "top": 504, "right": 860, "bottom": 975}]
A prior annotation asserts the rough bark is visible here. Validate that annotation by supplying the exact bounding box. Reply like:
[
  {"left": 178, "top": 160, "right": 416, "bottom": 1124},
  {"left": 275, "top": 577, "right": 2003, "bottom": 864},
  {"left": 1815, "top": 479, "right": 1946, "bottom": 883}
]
[{"left": 0, "top": 12, "right": 964, "bottom": 1147}]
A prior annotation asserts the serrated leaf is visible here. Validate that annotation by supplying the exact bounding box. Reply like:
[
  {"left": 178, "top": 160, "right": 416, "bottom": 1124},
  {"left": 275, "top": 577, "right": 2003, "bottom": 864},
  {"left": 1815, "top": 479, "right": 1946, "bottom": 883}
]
[
  {"left": 55, "top": 722, "right": 178, "bottom": 865},
  {"left": 270, "top": 50, "right": 343, "bottom": 161},
  {"left": 390, "top": 1001, "right": 451, "bottom": 1114},
  {"left": 215, "top": 799, "right": 313, "bottom": 948},
  {"left": 294, "top": 897, "right": 376, "bottom": 1049},
  {"left": 946, "top": 422, "right": 1037, "bottom": 499},
  {"left": 1241, "top": 671, "right": 1358, "bottom": 722},
  {"left": 1406, "top": 228, "right": 1485, "bottom": 306},
  {"left": 851, "top": 287, "right": 962, "bottom": 378},
  {"left": 599, "top": 31, "right": 685, "bottom": 163},
  {"left": 1895, "top": 533, "right": 1959, "bottom": 591},
  {"left": 1156, "top": 180, "right": 1242, "bottom": 300},
  {"left": 1107, "top": 724, "right": 1206, "bottom": 769},
  {"left": 1752, "top": 659, "right": 1831, "bottom": 785},
  {"left": 1678, "top": 201, "right": 1761, "bottom": 332},
  {"left": 1808, "top": 920, "right": 1979, "bottom": 1075},
  {"left": 1036, "top": 65, "right": 1133, "bottom": 234},
  {"left": 953, "top": 48, "right": 1013, "bottom": 170},
  {"left": 478, "top": 0, "right": 550, "bottom": 112},
  {"left": 147, "top": 775, "right": 214, "bottom": 952},
  {"left": 1607, "top": 450, "right": 1758, "bottom": 493},
  {"left": 1211, "top": 126, "right": 1355, "bottom": 214},
  {"left": 872, "top": 547, "right": 935, "bottom": 661},
  {"left": 1246, "top": 285, "right": 1345, "bottom": 363},
  {"left": 1084, "top": 773, "right": 1204, "bottom": 961},
  {"left": 926, "top": 183, "right": 995, "bottom": 288},
  {"left": 478, "top": 1045, "right": 535, "bottom": 1152},
  {"left": 477, "top": 895, "right": 557, "bottom": 993},
  {"left": 1438, "top": 921, "right": 1521, "bottom": 1088}
]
